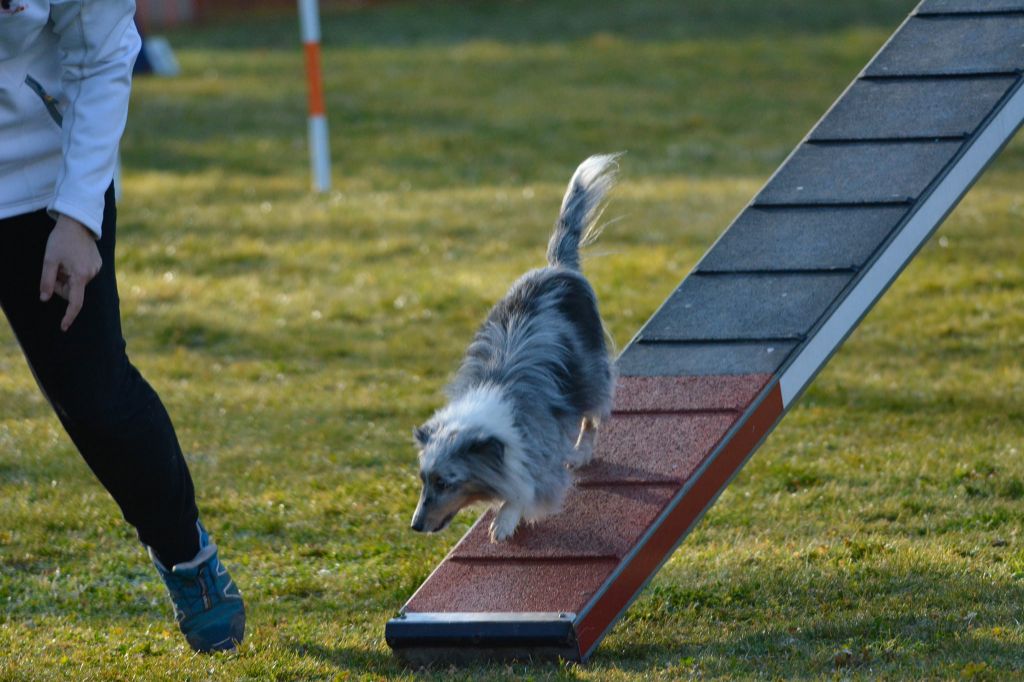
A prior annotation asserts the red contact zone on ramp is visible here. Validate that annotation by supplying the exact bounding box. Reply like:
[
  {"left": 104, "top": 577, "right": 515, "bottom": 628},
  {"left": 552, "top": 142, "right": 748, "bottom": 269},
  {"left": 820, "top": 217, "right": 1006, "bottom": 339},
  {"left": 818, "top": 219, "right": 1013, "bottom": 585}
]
[{"left": 575, "top": 380, "right": 782, "bottom": 655}]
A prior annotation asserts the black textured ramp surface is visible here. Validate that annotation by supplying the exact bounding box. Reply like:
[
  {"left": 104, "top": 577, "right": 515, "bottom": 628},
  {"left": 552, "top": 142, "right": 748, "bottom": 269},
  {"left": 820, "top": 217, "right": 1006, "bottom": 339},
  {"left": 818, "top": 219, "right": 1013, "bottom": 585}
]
[
  {"left": 639, "top": 272, "right": 852, "bottom": 341},
  {"left": 755, "top": 141, "right": 961, "bottom": 204},
  {"left": 698, "top": 207, "right": 907, "bottom": 272},
  {"left": 616, "top": 341, "right": 797, "bottom": 377},
  {"left": 866, "top": 15, "right": 1024, "bottom": 76},
  {"left": 918, "top": 0, "right": 1024, "bottom": 13},
  {"left": 812, "top": 78, "right": 1017, "bottom": 140}
]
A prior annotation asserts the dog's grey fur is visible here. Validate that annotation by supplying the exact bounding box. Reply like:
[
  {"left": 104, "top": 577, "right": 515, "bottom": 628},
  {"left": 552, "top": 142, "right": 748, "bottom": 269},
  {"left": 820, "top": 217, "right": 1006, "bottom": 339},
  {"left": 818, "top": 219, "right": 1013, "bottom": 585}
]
[{"left": 410, "top": 154, "right": 619, "bottom": 542}]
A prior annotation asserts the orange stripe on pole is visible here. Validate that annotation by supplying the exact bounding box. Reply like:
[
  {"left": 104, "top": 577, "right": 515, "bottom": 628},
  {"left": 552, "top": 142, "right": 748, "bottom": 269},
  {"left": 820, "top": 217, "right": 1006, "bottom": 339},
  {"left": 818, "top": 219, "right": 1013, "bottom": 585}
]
[{"left": 303, "top": 42, "right": 326, "bottom": 116}]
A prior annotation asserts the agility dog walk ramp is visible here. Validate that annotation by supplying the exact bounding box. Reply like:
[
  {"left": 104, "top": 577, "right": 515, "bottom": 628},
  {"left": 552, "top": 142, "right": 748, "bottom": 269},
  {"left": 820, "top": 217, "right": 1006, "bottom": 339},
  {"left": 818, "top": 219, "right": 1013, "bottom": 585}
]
[{"left": 387, "top": 0, "right": 1024, "bottom": 663}]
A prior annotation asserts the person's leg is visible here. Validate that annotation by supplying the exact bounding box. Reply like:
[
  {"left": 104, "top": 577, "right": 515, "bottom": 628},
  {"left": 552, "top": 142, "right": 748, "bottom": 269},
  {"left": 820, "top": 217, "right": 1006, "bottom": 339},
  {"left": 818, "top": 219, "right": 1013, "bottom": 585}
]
[
  {"left": 0, "top": 190, "right": 199, "bottom": 566},
  {"left": 0, "top": 189, "right": 244, "bottom": 651}
]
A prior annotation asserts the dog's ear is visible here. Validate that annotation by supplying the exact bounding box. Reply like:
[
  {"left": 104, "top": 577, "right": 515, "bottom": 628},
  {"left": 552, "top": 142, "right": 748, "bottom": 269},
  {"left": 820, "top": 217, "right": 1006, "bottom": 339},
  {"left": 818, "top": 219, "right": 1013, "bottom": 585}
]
[
  {"left": 413, "top": 424, "right": 433, "bottom": 447},
  {"left": 470, "top": 436, "right": 505, "bottom": 465}
]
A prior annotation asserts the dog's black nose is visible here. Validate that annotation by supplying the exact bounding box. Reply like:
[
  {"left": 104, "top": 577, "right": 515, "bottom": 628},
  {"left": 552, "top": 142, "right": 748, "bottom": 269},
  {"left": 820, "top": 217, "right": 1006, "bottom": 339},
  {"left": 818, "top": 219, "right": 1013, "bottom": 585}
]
[{"left": 410, "top": 518, "right": 425, "bottom": 532}]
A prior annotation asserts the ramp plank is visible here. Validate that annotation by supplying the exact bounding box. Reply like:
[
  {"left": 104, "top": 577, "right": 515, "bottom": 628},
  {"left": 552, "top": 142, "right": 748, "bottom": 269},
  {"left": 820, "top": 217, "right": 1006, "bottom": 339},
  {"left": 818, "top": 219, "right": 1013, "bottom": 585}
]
[
  {"left": 640, "top": 272, "right": 852, "bottom": 342},
  {"left": 699, "top": 206, "right": 907, "bottom": 272},
  {"left": 812, "top": 78, "right": 1016, "bottom": 140},
  {"left": 866, "top": 15, "right": 1024, "bottom": 76},
  {"left": 755, "top": 141, "right": 962, "bottom": 205}
]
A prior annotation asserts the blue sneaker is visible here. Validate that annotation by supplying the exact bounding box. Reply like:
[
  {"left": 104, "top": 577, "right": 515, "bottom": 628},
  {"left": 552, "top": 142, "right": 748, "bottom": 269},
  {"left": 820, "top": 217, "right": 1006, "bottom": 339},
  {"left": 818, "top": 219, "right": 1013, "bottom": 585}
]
[{"left": 149, "top": 521, "right": 246, "bottom": 653}]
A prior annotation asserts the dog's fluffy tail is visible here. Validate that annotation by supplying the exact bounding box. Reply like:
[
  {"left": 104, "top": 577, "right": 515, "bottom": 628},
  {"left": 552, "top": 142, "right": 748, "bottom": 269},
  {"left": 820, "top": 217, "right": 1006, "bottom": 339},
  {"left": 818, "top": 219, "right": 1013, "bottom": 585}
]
[{"left": 546, "top": 153, "right": 622, "bottom": 271}]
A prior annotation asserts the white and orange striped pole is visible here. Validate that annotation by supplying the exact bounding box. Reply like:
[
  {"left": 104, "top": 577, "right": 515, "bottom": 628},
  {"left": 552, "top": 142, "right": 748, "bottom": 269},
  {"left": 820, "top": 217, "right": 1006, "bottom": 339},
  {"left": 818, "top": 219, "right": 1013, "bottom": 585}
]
[{"left": 298, "top": 0, "right": 331, "bottom": 192}]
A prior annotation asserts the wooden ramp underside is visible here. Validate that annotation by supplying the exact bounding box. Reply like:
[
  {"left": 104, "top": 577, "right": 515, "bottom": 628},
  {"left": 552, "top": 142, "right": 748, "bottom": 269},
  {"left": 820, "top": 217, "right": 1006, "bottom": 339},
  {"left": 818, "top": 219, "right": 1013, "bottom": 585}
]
[{"left": 387, "top": 0, "right": 1024, "bottom": 664}]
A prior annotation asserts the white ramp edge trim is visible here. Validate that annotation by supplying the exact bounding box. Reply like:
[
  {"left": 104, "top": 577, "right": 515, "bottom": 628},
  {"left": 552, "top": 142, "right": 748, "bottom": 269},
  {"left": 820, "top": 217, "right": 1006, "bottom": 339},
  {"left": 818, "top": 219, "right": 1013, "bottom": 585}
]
[{"left": 779, "top": 80, "right": 1024, "bottom": 408}]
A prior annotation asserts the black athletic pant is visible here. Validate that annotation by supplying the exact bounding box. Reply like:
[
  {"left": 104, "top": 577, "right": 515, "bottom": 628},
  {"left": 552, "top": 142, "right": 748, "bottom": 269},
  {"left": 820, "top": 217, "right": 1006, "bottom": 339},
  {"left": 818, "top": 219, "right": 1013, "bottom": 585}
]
[{"left": 0, "top": 187, "right": 199, "bottom": 566}]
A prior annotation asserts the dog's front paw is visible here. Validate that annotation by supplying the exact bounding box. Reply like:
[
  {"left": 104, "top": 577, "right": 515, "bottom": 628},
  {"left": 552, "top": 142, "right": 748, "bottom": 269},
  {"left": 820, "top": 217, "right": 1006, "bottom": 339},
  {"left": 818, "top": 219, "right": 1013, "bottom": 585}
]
[{"left": 489, "top": 506, "right": 522, "bottom": 543}]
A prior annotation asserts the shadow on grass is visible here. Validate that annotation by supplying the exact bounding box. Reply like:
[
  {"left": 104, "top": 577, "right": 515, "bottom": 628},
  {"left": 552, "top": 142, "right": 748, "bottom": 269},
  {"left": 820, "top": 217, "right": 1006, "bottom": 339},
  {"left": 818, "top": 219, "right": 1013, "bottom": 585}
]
[
  {"left": 589, "top": 572, "right": 1024, "bottom": 675},
  {"left": 593, "top": 613, "right": 1024, "bottom": 676},
  {"left": 285, "top": 640, "right": 403, "bottom": 676},
  {"left": 287, "top": 638, "right": 587, "bottom": 679},
  {"left": 177, "top": 0, "right": 918, "bottom": 51}
]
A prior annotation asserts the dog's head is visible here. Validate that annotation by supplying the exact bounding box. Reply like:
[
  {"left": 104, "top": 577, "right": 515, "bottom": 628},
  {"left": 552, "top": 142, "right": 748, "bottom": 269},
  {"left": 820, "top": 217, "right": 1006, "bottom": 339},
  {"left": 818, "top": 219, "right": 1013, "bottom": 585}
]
[{"left": 410, "top": 422, "right": 506, "bottom": 533}]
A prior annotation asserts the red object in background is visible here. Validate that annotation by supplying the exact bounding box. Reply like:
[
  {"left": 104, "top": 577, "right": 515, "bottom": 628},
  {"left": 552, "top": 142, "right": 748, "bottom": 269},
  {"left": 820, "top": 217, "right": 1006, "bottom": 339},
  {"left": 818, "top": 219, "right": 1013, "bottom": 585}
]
[
  {"left": 137, "top": 0, "right": 387, "bottom": 31},
  {"left": 135, "top": 0, "right": 194, "bottom": 32}
]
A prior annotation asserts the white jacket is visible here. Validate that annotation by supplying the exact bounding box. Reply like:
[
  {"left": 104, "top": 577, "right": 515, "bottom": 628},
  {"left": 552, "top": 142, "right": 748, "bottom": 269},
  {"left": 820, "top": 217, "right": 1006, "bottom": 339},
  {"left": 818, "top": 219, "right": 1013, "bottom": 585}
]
[{"left": 0, "top": 0, "right": 139, "bottom": 237}]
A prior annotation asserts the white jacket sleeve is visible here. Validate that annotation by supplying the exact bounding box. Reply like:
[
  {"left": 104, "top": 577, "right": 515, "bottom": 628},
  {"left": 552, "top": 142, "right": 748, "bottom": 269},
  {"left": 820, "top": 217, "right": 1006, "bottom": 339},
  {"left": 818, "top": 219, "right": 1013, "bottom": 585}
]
[{"left": 46, "top": 0, "right": 140, "bottom": 238}]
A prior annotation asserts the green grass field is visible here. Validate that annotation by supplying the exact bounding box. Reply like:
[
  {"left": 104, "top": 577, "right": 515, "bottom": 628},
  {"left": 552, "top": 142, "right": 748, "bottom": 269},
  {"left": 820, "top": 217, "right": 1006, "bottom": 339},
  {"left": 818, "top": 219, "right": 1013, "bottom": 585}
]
[{"left": 2, "top": 0, "right": 1024, "bottom": 678}]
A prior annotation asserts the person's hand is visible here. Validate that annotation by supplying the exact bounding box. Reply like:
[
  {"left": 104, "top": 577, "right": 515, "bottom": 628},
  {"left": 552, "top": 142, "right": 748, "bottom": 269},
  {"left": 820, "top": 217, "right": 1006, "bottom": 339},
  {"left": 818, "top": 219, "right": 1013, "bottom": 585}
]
[{"left": 39, "top": 215, "right": 102, "bottom": 332}]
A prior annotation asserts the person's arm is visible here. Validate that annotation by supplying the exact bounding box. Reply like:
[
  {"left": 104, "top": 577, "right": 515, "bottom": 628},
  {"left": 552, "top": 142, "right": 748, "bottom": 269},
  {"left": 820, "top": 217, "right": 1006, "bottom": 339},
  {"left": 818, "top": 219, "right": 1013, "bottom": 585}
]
[
  {"left": 39, "top": 0, "right": 140, "bottom": 331},
  {"left": 47, "top": 0, "right": 140, "bottom": 236}
]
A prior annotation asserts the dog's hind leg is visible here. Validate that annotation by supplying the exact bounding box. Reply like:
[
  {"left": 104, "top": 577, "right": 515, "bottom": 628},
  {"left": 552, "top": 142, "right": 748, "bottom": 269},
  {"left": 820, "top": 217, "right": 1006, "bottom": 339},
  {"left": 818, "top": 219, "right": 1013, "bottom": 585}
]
[
  {"left": 569, "top": 364, "right": 615, "bottom": 470},
  {"left": 567, "top": 416, "right": 600, "bottom": 469},
  {"left": 489, "top": 502, "right": 524, "bottom": 542}
]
